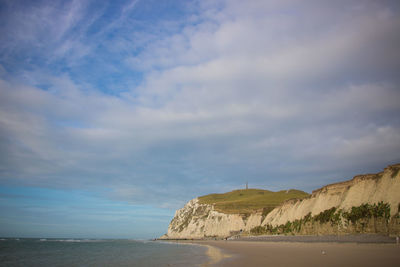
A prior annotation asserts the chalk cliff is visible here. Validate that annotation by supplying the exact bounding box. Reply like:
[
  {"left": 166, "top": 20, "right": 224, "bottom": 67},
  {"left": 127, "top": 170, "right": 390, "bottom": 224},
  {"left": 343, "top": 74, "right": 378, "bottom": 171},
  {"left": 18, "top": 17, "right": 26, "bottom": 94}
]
[
  {"left": 262, "top": 164, "right": 400, "bottom": 227},
  {"left": 162, "top": 198, "right": 263, "bottom": 239},
  {"left": 161, "top": 164, "right": 400, "bottom": 239}
]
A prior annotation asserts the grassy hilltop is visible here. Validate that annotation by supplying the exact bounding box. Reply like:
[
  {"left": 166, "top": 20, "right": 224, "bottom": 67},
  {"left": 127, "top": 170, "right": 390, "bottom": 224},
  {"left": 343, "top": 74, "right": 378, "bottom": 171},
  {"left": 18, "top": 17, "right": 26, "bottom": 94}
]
[{"left": 198, "top": 188, "right": 309, "bottom": 214}]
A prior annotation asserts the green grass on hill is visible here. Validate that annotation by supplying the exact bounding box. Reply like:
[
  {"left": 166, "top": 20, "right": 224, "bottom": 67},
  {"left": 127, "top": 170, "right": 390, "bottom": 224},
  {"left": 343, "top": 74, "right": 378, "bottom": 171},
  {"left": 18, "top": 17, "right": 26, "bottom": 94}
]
[{"left": 198, "top": 188, "right": 309, "bottom": 215}]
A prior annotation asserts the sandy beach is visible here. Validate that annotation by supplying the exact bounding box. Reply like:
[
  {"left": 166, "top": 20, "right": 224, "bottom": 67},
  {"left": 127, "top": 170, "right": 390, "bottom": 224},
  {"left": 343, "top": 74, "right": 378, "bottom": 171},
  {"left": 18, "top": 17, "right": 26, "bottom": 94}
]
[{"left": 197, "top": 240, "right": 400, "bottom": 267}]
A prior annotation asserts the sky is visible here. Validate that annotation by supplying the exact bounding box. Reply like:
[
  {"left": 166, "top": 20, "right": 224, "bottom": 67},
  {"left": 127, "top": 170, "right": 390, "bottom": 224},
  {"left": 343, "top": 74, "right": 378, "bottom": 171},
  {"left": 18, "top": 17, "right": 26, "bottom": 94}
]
[{"left": 0, "top": 0, "right": 399, "bottom": 239}]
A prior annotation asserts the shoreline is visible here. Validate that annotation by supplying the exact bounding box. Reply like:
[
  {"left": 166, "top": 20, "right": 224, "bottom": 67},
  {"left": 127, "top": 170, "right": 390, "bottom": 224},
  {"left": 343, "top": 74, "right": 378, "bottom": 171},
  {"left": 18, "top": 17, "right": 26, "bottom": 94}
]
[
  {"left": 158, "top": 240, "right": 232, "bottom": 267},
  {"left": 156, "top": 240, "right": 231, "bottom": 267},
  {"left": 160, "top": 234, "right": 400, "bottom": 266},
  {"left": 200, "top": 244, "right": 232, "bottom": 267},
  {"left": 194, "top": 240, "right": 400, "bottom": 267},
  {"left": 158, "top": 233, "right": 398, "bottom": 243},
  {"left": 229, "top": 233, "right": 398, "bottom": 243}
]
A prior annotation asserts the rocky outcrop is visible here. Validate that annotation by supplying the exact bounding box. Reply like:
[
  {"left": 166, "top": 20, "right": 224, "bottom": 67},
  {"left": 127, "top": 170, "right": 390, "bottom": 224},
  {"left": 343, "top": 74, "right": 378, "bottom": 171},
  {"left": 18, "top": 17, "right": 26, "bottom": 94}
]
[{"left": 161, "top": 164, "right": 400, "bottom": 239}]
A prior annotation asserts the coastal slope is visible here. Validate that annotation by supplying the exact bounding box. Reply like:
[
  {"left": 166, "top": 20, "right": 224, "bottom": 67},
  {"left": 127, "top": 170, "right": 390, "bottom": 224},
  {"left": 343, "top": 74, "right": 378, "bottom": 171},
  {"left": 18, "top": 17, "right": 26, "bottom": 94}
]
[
  {"left": 162, "top": 189, "right": 308, "bottom": 239},
  {"left": 263, "top": 164, "right": 400, "bottom": 226},
  {"left": 161, "top": 163, "right": 400, "bottom": 239}
]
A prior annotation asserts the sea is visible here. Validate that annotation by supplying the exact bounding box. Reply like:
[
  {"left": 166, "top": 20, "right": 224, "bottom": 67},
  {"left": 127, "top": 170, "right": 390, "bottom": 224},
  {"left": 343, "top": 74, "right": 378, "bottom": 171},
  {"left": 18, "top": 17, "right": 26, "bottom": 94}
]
[{"left": 0, "top": 238, "right": 209, "bottom": 267}]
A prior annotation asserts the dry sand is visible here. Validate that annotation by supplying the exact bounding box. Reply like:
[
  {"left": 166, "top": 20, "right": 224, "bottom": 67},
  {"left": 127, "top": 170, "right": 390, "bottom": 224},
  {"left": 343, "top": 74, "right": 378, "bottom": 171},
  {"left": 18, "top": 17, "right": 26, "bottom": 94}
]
[{"left": 197, "top": 240, "right": 400, "bottom": 267}]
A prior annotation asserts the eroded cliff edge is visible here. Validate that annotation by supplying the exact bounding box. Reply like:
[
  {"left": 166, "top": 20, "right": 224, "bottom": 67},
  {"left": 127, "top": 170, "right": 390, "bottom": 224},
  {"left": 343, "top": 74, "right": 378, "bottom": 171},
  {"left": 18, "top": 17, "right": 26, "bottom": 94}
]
[
  {"left": 162, "top": 198, "right": 265, "bottom": 239},
  {"left": 161, "top": 164, "right": 400, "bottom": 239}
]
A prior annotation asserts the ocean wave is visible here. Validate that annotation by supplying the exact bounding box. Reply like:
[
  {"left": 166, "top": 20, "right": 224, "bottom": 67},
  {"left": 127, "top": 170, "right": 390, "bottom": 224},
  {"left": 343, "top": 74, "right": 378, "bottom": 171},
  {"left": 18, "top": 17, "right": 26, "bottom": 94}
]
[{"left": 37, "top": 239, "right": 104, "bottom": 243}]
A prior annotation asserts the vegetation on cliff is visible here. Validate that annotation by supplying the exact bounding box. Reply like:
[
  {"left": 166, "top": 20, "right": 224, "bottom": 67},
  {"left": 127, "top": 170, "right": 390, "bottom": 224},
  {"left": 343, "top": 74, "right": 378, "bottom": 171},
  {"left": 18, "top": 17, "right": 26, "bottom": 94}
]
[
  {"left": 250, "top": 201, "right": 398, "bottom": 235},
  {"left": 198, "top": 188, "right": 309, "bottom": 214}
]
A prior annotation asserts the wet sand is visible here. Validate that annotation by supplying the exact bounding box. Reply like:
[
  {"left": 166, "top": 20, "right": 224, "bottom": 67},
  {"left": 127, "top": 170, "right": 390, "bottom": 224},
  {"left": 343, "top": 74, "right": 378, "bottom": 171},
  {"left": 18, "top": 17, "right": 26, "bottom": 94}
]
[
  {"left": 200, "top": 245, "right": 231, "bottom": 267},
  {"left": 197, "top": 240, "right": 400, "bottom": 267}
]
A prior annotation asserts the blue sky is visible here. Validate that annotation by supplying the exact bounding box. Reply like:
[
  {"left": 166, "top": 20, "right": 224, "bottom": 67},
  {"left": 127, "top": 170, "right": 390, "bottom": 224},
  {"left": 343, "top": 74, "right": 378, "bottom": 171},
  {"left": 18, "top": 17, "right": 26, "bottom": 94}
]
[{"left": 0, "top": 0, "right": 399, "bottom": 239}]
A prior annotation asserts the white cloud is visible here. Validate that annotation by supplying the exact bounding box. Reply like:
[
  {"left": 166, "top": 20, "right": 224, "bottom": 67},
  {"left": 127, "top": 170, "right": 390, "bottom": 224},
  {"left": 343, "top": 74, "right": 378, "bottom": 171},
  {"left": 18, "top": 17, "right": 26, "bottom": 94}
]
[{"left": 0, "top": 0, "right": 399, "bottom": 206}]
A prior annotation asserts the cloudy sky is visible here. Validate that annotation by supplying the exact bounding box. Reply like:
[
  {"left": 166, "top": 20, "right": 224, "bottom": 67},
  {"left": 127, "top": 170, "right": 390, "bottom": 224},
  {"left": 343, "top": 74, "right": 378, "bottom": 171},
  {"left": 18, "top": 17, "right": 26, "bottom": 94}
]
[{"left": 0, "top": 0, "right": 399, "bottom": 239}]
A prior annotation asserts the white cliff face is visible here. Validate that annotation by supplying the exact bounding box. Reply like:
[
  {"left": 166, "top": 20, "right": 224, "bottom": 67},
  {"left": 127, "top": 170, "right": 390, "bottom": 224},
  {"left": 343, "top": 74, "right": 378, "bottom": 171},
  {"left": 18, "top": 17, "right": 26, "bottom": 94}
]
[
  {"left": 164, "top": 198, "right": 262, "bottom": 239},
  {"left": 262, "top": 164, "right": 400, "bottom": 226},
  {"left": 162, "top": 164, "right": 400, "bottom": 239}
]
